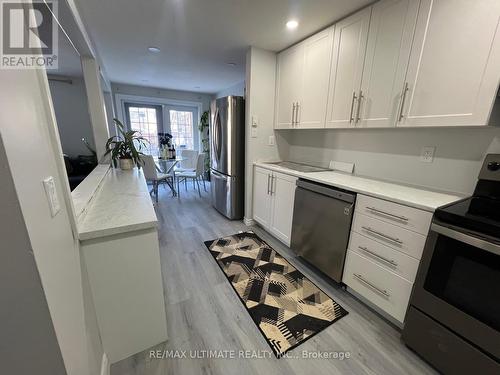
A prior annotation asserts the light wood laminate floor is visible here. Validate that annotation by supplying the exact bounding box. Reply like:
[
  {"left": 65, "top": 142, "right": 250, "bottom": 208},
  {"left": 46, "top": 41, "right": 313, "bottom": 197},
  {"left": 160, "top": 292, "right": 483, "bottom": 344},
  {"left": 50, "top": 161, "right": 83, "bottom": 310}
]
[{"left": 111, "top": 185, "right": 436, "bottom": 375}]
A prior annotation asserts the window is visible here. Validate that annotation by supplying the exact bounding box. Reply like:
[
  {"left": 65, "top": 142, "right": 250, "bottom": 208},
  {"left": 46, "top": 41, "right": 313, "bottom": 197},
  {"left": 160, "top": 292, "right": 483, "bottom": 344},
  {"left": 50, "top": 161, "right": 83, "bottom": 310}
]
[
  {"left": 169, "top": 110, "right": 194, "bottom": 149},
  {"left": 125, "top": 104, "right": 162, "bottom": 155}
]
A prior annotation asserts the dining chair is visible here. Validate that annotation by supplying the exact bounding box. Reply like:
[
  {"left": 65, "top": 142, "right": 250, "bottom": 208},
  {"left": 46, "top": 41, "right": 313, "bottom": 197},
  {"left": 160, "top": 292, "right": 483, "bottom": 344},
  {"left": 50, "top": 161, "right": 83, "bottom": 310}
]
[
  {"left": 176, "top": 149, "right": 198, "bottom": 172},
  {"left": 141, "top": 155, "right": 174, "bottom": 202},
  {"left": 175, "top": 153, "right": 206, "bottom": 197}
]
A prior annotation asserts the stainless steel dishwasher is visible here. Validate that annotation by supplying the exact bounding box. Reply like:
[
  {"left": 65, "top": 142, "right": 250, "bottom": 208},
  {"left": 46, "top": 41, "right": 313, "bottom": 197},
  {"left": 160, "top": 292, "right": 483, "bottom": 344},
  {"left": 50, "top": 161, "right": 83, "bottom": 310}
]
[{"left": 290, "top": 179, "right": 356, "bottom": 283}]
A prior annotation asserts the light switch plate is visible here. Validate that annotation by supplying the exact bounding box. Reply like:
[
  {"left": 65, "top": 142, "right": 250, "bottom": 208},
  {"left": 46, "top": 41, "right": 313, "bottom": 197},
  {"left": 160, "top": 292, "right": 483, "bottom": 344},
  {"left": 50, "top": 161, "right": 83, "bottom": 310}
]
[
  {"left": 252, "top": 115, "right": 259, "bottom": 127},
  {"left": 43, "top": 177, "right": 60, "bottom": 217},
  {"left": 420, "top": 146, "right": 436, "bottom": 163},
  {"left": 268, "top": 135, "right": 275, "bottom": 146}
]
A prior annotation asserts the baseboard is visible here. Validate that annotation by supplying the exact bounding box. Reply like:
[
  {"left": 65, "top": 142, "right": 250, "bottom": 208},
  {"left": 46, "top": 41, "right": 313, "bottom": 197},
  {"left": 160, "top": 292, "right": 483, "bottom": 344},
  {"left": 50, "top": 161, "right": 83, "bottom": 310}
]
[
  {"left": 100, "top": 352, "right": 110, "bottom": 375},
  {"left": 243, "top": 217, "right": 256, "bottom": 226}
]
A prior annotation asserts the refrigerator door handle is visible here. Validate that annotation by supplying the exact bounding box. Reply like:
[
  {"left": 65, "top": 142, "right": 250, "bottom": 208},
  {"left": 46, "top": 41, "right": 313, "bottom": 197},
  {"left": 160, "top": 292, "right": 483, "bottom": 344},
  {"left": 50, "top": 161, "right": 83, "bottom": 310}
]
[
  {"left": 215, "top": 110, "right": 223, "bottom": 161},
  {"left": 212, "top": 107, "right": 220, "bottom": 163}
]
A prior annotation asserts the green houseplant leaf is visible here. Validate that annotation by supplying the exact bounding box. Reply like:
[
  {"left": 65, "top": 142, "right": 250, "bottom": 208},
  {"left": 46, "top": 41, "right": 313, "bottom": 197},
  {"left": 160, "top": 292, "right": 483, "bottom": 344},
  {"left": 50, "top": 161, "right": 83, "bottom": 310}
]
[{"left": 105, "top": 118, "right": 148, "bottom": 168}]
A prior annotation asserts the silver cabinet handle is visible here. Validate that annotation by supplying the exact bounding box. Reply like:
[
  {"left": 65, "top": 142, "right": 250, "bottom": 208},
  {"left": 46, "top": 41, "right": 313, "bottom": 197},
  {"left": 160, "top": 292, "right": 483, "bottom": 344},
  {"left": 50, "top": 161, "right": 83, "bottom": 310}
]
[
  {"left": 295, "top": 102, "right": 300, "bottom": 126},
  {"left": 355, "top": 90, "right": 363, "bottom": 123},
  {"left": 366, "top": 206, "right": 409, "bottom": 222},
  {"left": 358, "top": 246, "right": 398, "bottom": 267},
  {"left": 353, "top": 273, "right": 390, "bottom": 298},
  {"left": 291, "top": 103, "right": 296, "bottom": 127},
  {"left": 361, "top": 226, "right": 403, "bottom": 245},
  {"left": 398, "top": 82, "right": 409, "bottom": 122},
  {"left": 267, "top": 174, "right": 271, "bottom": 195},
  {"left": 349, "top": 91, "right": 358, "bottom": 123},
  {"left": 272, "top": 176, "right": 277, "bottom": 194}
]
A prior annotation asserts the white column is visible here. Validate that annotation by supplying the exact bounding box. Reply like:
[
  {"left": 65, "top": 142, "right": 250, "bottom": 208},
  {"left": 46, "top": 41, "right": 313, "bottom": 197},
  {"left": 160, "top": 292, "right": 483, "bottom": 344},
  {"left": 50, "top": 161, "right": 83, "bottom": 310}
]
[{"left": 81, "top": 57, "right": 110, "bottom": 162}]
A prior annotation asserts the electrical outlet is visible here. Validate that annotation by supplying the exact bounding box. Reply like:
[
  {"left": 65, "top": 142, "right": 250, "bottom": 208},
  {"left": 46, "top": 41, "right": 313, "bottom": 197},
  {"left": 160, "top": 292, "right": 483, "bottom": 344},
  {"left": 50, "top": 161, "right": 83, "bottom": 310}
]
[
  {"left": 420, "top": 146, "right": 436, "bottom": 163},
  {"left": 268, "top": 135, "right": 275, "bottom": 146},
  {"left": 251, "top": 127, "right": 258, "bottom": 138}
]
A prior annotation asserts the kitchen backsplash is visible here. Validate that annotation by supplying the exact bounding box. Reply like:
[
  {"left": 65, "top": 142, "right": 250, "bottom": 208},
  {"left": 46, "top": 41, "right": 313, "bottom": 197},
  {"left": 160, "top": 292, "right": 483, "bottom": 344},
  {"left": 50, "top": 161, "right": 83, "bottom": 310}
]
[{"left": 276, "top": 127, "right": 500, "bottom": 195}]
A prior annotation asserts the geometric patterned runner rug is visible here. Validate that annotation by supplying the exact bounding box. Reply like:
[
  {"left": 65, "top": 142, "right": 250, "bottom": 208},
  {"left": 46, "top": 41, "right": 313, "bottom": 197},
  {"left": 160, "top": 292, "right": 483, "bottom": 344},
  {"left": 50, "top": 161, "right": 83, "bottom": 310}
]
[{"left": 204, "top": 231, "right": 348, "bottom": 358}]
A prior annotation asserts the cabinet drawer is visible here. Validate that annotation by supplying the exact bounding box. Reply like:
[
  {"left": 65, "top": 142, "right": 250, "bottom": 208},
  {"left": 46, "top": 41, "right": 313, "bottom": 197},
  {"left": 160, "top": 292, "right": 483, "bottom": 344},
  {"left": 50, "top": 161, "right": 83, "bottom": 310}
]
[
  {"left": 348, "top": 231, "right": 420, "bottom": 282},
  {"left": 343, "top": 250, "right": 413, "bottom": 323},
  {"left": 356, "top": 195, "right": 432, "bottom": 235},
  {"left": 352, "top": 213, "right": 426, "bottom": 259}
]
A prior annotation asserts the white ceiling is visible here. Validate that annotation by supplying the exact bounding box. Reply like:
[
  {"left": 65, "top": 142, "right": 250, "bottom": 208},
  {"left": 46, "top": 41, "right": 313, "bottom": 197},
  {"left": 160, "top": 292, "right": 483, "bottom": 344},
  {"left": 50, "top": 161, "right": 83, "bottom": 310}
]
[{"left": 75, "top": 0, "right": 373, "bottom": 94}]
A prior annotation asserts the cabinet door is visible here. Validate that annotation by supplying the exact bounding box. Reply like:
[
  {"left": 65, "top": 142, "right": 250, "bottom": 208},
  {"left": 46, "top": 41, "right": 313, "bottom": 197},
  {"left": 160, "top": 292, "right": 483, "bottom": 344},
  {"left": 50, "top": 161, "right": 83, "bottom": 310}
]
[
  {"left": 269, "top": 172, "right": 297, "bottom": 246},
  {"left": 296, "top": 27, "right": 334, "bottom": 129},
  {"left": 398, "top": 0, "right": 500, "bottom": 127},
  {"left": 326, "top": 7, "right": 371, "bottom": 128},
  {"left": 357, "top": 0, "right": 419, "bottom": 128},
  {"left": 252, "top": 167, "right": 272, "bottom": 227},
  {"left": 275, "top": 45, "right": 304, "bottom": 129}
]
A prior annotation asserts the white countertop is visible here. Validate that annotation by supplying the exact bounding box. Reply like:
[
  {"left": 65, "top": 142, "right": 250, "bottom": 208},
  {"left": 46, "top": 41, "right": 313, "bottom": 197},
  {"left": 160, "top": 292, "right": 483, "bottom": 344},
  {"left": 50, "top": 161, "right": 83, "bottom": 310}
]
[
  {"left": 77, "top": 167, "right": 158, "bottom": 241},
  {"left": 255, "top": 162, "right": 464, "bottom": 212},
  {"left": 72, "top": 164, "right": 110, "bottom": 219}
]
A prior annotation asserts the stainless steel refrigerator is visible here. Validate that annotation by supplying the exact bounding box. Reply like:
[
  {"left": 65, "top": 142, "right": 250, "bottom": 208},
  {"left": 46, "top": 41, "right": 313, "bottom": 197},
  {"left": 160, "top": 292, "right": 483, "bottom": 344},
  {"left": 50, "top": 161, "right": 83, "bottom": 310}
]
[{"left": 210, "top": 96, "right": 245, "bottom": 219}]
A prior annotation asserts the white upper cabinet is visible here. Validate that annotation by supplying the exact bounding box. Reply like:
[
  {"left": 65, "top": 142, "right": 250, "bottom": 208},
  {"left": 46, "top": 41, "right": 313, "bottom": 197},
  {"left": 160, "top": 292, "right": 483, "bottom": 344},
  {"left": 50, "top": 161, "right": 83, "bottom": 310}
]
[
  {"left": 275, "top": 28, "right": 334, "bottom": 129},
  {"left": 275, "top": 0, "right": 500, "bottom": 130},
  {"left": 398, "top": 0, "right": 500, "bottom": 127},
  {"left": 297, "top": 27, "right": 334, "bottom": 128},
  {"left": 357, "top": 0, "right": 420, "bottom": 128},
  {"left": 326, "top": 7, "right": 371, "bottom": 128},
  {"left": 275, "top": 45, "right": 304, "bottom": 129}
]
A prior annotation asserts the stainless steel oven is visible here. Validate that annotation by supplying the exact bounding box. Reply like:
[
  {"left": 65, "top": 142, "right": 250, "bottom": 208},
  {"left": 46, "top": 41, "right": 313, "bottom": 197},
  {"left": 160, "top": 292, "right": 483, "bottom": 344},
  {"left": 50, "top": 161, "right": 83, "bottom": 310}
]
[{"left": 403, "top": 154, "right": 500, "bottom": 374}]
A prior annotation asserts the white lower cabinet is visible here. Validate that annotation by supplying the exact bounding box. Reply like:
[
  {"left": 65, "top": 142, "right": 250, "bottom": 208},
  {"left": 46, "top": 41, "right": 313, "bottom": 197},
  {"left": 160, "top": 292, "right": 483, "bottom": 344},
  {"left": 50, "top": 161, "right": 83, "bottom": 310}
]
[
  {"left": 343, "top": 194, "right": 432, "bottom": 324},
  {"left": 349, "top": 231, "right": 420, "bottom": 282},
  {"left": 252, "top": 166, "right": 273, "bottom": 227},
  {"left": 252, "top": 166, "right": 297, "bottom": 246},
  {"left": 343, "top": 249, "right": 413, "bottom": 323}
]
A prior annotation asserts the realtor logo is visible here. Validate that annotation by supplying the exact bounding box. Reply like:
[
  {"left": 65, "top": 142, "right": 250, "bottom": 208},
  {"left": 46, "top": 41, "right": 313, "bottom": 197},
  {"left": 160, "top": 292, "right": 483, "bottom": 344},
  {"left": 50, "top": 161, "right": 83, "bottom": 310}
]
[{"left": 1, "top": 0, "right": 58, "bottom": 69}]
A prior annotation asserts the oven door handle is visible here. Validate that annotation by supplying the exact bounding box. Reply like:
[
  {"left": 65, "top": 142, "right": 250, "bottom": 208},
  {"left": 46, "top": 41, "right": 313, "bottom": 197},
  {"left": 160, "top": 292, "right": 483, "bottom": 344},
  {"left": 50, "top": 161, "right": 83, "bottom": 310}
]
[{"left": 432, "top": 223, "right": 500, "bottom": 256}]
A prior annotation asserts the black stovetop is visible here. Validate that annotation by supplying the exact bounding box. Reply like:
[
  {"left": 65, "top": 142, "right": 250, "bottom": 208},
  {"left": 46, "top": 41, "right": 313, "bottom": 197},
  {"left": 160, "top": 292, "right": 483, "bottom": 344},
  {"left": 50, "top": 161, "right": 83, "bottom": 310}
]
[{"left": 435, "top": 197, "right": 500, "bottom": 240}]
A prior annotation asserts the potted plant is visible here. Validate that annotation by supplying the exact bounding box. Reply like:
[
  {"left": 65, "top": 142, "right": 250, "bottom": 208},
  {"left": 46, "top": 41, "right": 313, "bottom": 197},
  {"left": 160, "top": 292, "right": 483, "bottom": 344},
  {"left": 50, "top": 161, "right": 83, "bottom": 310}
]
[
  {"left": 105, "top": 119, "right": 148, "bottom": 170},
  {"left": 198, "top": 110, "right": 210, "bottom": 180},
  {"left": 158, "top": 132, "right": 173, "bottom": 159}
]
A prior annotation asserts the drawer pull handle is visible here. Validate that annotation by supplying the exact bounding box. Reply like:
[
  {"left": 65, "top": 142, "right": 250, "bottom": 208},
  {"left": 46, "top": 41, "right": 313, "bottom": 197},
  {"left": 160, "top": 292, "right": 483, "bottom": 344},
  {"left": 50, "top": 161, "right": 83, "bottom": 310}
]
[
  {"left": 353, "top": 273, "right": 390, "bottom": 298},
  {"left": 362, "top": 226, "right": 403, "bottom": 245},
  {"left": 366, "top": 206, "right": 409, "bottom": 222},
  {"left": 358, "top": 246, "right": 398, "bottom": 267}
]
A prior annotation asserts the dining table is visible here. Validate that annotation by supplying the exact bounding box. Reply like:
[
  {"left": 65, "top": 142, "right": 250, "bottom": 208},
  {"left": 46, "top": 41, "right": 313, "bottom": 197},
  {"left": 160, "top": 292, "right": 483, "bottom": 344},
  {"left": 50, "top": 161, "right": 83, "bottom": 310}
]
[{"left": 154, "top": 157, "right": 186, "bottom": 196}]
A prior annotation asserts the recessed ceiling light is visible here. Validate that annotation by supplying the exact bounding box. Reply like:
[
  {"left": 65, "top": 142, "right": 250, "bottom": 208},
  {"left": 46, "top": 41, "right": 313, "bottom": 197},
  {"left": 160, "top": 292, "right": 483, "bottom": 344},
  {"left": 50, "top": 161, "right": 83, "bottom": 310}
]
[
  {"left": 226, "top": 62, "right": 237, "bottom": 67},
  {"left": 286, "top": 20, "right": 299, "bottom": 30},
  {"left": 148, "top": 46, "right": 161, "bottom": 53}
]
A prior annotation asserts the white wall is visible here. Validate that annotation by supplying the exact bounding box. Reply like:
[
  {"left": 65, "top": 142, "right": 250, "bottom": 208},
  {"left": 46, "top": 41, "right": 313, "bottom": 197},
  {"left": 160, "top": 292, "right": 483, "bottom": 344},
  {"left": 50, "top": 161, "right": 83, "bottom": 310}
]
[
  {"left": 49, "top": 76, "right": 95, "bottom": 157},
  {"left": 215, "top": 80, "right": 245, "bottom": 99},
  {"left": 0, "top": 136, "right": 67, "bottom": 375},
  {"left": 0, "top": 67, "right": 102, "bottom": 375},
  {"left": 244, "top": 47, "right": 284, "bottom": 221},
  {"left": 281, "top": 127, "right": 500, "bottom": 195}
]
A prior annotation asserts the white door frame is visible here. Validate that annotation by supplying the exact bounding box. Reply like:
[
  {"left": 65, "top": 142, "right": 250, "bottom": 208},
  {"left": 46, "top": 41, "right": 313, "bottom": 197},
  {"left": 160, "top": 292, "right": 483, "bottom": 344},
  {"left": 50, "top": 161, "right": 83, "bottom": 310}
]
[{"left": 114, "top": 93, "right": 204, "bottom": 150}]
